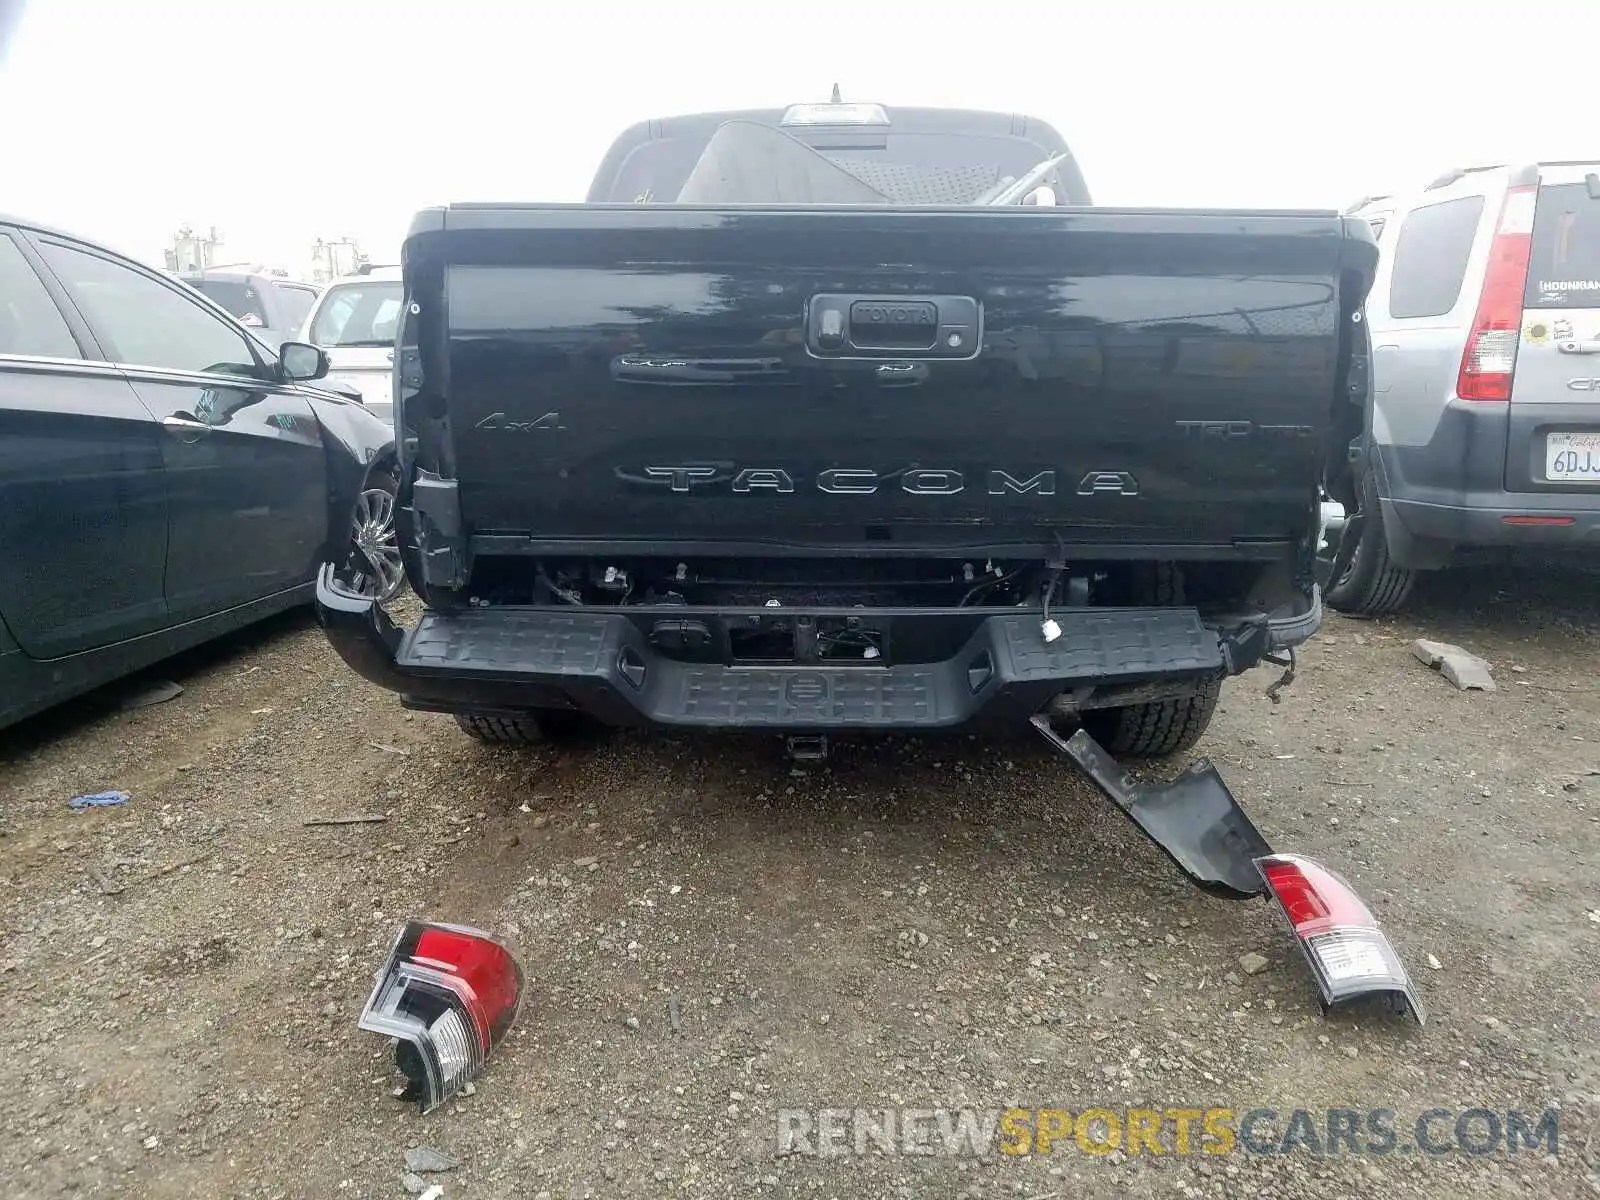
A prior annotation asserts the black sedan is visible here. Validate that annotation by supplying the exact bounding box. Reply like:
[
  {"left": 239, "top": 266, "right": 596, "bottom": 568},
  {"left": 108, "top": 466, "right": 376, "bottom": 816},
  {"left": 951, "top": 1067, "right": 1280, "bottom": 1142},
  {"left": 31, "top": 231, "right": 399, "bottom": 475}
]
[{"left": 0, "top": 215, "right": 402, "bottom": 730}]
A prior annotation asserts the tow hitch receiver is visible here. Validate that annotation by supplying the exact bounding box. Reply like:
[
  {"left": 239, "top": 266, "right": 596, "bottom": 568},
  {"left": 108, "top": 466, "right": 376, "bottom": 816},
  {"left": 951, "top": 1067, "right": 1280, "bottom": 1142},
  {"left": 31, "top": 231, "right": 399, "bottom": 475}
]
[
  {"left": 786, "top": 734, "right": 829, "bottom": 762},
  {"left": 1031, "top": 714, "right": 1424, "bottom": 1024},
  {"left": 1029, "top": 713, "right": 1271, "bottom": 899}
]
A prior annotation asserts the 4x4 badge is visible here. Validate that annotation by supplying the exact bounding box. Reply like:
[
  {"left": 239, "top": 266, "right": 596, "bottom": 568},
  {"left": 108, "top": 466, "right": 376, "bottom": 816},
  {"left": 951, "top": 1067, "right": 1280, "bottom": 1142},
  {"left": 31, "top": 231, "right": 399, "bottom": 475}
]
[{"left": 474, "top": 411, "right": 565, "bottom": 431}]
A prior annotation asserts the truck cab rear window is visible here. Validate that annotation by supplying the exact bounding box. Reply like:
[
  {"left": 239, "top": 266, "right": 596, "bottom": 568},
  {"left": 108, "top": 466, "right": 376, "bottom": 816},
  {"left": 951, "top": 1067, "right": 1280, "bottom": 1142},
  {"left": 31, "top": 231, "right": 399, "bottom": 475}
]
[
  {"left": 601, "top": 131, "right": 1073, "bottom": 206},
  {"left": 1525, "top": 181, "right": 1600, "bottom": 308}
]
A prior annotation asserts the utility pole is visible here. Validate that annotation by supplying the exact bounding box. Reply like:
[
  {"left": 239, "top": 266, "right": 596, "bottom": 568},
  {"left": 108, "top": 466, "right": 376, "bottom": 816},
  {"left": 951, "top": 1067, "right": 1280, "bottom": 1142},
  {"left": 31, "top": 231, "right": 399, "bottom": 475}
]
[
  {"left": 310, "top": 235, "right": 365, "bottom": 284},
  {"left": 163, "top": 224, "right": 222, "bottom": 273}
]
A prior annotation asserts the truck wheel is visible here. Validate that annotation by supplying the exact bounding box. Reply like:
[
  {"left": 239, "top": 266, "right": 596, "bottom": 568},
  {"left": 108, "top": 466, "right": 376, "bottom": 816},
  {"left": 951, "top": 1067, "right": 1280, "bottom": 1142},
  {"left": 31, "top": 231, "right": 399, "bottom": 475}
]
[
  {"left": 453, "top": 710, "right": 604, "bottom": 745},
  {"left": 1073, "top": 561, "right": 1220, "bottom": 757},
  {"left": 455, "top": 712, "right": 547, "bottom": 745},
  {"left": 1081, "top": 676, "right": 1223, "bottom": 758},
  {"left": 1324, "top": 470, "right": 1416, "bottom": 616}
]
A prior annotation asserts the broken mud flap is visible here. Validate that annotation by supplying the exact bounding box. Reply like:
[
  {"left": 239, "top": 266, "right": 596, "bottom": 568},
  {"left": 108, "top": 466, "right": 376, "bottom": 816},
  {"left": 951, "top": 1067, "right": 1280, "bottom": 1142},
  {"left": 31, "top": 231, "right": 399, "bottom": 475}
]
[
  {"left": 1029, "top": 714, "right": 1424, "bottom": 1025},
  {"left": 1030, "top": 714, "right": 1272, "bottom": 898}
]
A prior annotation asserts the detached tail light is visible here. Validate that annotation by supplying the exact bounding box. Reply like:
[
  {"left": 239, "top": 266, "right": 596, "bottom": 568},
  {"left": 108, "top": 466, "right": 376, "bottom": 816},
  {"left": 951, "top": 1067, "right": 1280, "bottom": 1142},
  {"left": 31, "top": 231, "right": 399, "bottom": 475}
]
[
  {"left": 358, "top": 921, "right": 525, "bottom": 1112},
  {"left": 1254, "top": 854, "right": 1425, "bottom": 1025}
]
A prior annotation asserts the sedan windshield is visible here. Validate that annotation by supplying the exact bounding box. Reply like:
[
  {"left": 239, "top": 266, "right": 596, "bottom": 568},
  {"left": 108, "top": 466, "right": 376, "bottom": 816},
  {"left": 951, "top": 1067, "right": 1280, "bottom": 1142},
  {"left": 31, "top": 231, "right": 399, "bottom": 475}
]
[{"left": 309, "top": 282, "right": 403, "bottom": 347}]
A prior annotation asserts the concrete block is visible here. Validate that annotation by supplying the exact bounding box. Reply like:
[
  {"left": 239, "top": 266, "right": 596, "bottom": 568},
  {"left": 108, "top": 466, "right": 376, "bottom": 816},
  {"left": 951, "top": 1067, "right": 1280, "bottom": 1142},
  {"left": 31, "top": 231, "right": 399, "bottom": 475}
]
[
  {"left": 1440, "top": 652, "right": 1496, "bottom": 692},
  {"left": 1411, "top": 639, "right": 1458, "bottom": 667},
  {"left": 1412, "top": 638, "right": 1495, "bottom": 691}
]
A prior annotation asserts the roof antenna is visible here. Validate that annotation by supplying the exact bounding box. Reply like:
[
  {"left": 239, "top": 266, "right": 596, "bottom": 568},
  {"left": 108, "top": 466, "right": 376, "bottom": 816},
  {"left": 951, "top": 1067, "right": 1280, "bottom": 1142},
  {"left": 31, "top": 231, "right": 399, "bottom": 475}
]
[{"left": 830, "top": 82, "right": 841, "bottom": 104}]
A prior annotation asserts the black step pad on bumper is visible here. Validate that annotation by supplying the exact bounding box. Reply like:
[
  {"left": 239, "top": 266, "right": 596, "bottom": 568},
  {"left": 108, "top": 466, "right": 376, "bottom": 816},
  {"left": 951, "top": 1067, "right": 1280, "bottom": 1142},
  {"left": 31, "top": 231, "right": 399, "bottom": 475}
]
[{"left": 316, "top": 565, "right": 1230, "bottom": 731}]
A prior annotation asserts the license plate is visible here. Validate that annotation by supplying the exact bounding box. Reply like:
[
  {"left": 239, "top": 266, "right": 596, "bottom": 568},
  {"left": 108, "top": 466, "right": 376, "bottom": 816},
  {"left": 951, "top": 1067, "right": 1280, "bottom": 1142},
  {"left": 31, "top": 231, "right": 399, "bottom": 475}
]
[{"left": 1545, "top": 432, "right": 1600, "bottom": 481}]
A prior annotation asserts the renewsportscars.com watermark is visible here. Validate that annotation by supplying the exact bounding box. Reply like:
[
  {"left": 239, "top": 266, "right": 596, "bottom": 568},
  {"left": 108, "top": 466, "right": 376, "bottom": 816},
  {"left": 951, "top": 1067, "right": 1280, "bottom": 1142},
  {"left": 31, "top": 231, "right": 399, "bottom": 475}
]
[{"left": 776, "top": 1106, "right": 1562, "bottom": 1159}]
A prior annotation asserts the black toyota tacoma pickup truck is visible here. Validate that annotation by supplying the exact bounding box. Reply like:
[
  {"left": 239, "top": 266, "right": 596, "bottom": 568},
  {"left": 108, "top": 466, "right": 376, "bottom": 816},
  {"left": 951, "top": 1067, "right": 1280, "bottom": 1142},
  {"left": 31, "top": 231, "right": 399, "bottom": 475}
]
[{"left": 316, "top": 100, "right": 1378, "bottom": 758}]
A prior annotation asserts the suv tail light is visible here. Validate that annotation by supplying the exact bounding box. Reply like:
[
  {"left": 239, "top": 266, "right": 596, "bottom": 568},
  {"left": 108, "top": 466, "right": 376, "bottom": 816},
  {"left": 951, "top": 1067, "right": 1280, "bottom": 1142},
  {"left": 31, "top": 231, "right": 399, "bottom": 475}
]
[
  {"left": 359, "top": 921, "right": 525, "bottom": 1112},
  {"left": 1457, "top": 184, "right": 1537, "bottom": 401},
  {"left": 1255, "top": 854, "right": 1425, "bottom": 1024}
]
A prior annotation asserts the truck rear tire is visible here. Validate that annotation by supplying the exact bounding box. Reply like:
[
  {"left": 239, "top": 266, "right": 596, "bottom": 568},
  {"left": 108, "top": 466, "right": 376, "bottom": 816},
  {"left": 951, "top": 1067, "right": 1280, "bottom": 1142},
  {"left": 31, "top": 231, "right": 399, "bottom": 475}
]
[
  {"left": 453, "top": 710, "right": 603, "bottom": 746},
  {"left": 1074, "top": 561, "right": 1222, "bottom": 757},
  {"left": 1324, "top": 470, "right": 1417, "bottom": 616},
  {"left": 1081, "top": 676, "right": 1223, "bottom": 758},
  {"left": 455, "top": 712, "right": 547, "bottom": 745}
]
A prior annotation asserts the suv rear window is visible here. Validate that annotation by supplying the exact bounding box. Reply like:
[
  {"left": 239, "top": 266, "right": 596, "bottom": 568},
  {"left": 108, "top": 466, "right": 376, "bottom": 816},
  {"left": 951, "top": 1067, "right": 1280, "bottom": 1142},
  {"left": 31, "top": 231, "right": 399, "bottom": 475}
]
[
  {"left": 278, "top": 284, "right": 318, "bottom": 334},
  {"left": 189, "top": 279, "right": 268, "bottom": 326},
  {"left": 1524, "top": 181, "right": 1600, "bottom": 308},
  {"left": 1387, "top": 196, "right": 1485, "bottom": 320}
]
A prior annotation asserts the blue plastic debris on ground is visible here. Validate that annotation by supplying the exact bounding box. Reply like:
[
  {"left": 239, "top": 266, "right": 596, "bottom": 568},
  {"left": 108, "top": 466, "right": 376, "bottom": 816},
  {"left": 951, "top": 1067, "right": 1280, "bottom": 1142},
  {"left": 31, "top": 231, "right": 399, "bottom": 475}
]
[{"left": 67, "top": 790, "right": 130, "bottom": 811}]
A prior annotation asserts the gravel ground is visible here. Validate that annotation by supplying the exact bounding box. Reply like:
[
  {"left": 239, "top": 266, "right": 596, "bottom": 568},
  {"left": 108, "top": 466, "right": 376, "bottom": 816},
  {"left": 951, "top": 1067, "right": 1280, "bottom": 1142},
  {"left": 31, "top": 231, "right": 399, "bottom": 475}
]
[{"left": 1, "top": 564, "right": 1597, "bottom": 1200}]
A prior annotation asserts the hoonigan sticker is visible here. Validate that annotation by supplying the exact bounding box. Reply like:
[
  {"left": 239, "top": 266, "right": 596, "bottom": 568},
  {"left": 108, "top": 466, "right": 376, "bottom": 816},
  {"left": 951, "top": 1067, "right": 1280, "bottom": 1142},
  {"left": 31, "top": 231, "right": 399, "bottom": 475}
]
[{"left": 1538, "top": 279, "right": 1600, "bottom": 302}]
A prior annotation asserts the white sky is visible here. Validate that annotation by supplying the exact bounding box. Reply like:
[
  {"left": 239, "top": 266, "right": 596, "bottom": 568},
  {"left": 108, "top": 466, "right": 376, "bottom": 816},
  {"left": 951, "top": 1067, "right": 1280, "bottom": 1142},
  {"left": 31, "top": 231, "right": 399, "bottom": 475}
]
[{"left": 2, "top": 0, "right": 1594, "bottom": 271}]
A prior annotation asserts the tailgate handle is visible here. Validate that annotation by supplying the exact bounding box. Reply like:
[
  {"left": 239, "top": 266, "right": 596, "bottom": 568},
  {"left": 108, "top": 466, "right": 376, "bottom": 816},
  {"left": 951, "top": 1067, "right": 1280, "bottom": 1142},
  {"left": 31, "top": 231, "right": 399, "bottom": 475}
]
[
  {"left": 1556, "top": 338, "right": 1600, "bottom": 355},
  {"left": 807, "top": 293, "right": 981, "bottom": 359},
  {"left": 848, "top": 300, "right": 937, "bottom": 349}
]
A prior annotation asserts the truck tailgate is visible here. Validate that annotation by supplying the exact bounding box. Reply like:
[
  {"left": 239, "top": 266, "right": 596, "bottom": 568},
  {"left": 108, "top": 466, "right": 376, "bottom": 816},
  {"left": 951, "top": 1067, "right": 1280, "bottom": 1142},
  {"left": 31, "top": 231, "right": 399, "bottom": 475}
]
[{"left": 403, "top": 205, "right": 1375, "bottom": 556}]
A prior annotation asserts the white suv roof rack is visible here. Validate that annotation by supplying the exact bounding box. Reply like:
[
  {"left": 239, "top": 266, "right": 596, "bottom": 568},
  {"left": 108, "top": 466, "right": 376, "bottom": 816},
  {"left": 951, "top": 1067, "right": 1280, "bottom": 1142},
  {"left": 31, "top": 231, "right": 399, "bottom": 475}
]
[
  {"left": 1423, "top": 164, "right": 1508, "bottom": 191},
  {"left": 1342, "top": 194, "right": 1392, "bottom": 215}
]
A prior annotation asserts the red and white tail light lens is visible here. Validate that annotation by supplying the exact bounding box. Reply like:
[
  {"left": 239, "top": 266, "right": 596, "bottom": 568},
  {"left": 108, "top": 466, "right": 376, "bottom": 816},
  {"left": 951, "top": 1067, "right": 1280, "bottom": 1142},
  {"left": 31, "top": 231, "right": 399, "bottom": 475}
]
[
  {"left": 1457, "top": 184, "right": 1536, "bottom": 402},
  {"left": 1254, "top": 854, "right": 1425, "bottom": 1025},
  {"left": 358, "top": 921, "right": 525, "bottom": 1112}
]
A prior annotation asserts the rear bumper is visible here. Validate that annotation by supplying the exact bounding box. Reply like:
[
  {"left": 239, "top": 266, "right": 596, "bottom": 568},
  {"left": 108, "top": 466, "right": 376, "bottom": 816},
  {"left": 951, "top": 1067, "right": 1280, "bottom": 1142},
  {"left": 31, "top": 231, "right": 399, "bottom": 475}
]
[
  {"left": 316, "top": 566, "right": 1306, "bottom": 731},
  {"left": 1376, "top": 400, "right": 1600, "bottom": 551},
  {"left": 1386, "top": 493, "right": 1600, "bottom": 545}
]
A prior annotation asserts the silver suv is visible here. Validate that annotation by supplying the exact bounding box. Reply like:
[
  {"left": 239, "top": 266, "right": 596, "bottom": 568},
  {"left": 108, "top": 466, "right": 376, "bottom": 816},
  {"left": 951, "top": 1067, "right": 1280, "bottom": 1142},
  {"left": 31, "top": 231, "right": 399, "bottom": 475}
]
[{"left": 1331, "top": 162, "right": 1600, "bottom": 613}]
